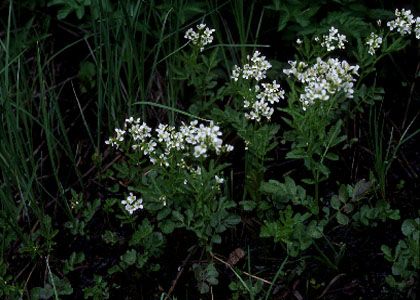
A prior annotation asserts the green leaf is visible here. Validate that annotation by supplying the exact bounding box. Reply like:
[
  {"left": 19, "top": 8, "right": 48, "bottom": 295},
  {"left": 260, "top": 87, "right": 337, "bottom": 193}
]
[
  {"left": 160, "top": 219, "right": 175, "bottom": 234},
  {"left": 102, "top": 231, "right": 118, "bottom": 245},
  {"left": 343, "top": 203, "right": 354, "bottom": 214},
  {"left": 64, "top": 252, "right": 85, "bottom": 274},
  {"left": 338, "top": 184, "right": 348, "bottom": 202},
  {"left": 330, "top": 195, "right": 341, "bottom": 210},
  {"left": 211, "top": 234, "right": 222, "bottom": 244},
  {"left": 381, "top": 245, "right": 393, "bottom": 261},
  {"left": 31, "top": 287, "right": 52, "bottom": 300},
  {"left": 47, "top": 0, "right": 66, "bottom": 6},
  {"left": 75, "top": 5, "right": 85, "bottom": 19},
  {"left": 286, "top": 149, "right": 306, "bottom": 159},
  {"left": 336, "top": 212, "right": 349, "bottom": 225},
  {"left": 388, "top": 210, "right": 400, "bottom": 220},
  {"left": 307, "top": 221, "right": 323, "bottom": 239},
  {"left": 197, "top": 282, "right": 209, "bottom": 294},
  {"left": 172, "top": 211, "right": 184, "bottom": 223},
  {"left": 352, "top": 179, "right": 372, "bottom": 201},
  {"left": 121, "top": 249, "right": 137, "bottom": 266},
  {"left": 53, "top": 275, "right": 73, "bottom": 296},
  {"left": 318, "top": 163, "right": 330, "bottom": 177},
  {"left": 108, "top": 265, "right": 123, "bottom": 275},
  {"left": 240, "top": 200, "right": 256, "bottom": 211},
  {"left": 302, "top": 178, "right": 315, "bottom": 185},
  {"left": 260, "top": 180, "right": 281, "bottom": 195},
  {"left": 385, "top": 275, "right": 397, "bottom": 288},
  {"left": 324, "top": 152, "right": 339, "bottom": 161},
  {"left": 57, "top": 7, "right": 72, "bottom": 20},
  {"left": 276, "top": 8, "right": 290, "bottom": 31},
  {"left": 157, "top": 207, "right": 171, "bottom": 221},
  {"left": 401, "top": 219, "right": 417, "bottom": 237},
  {"left": 224, "top": 215, "right": 241, "bottom": 226},
  {"left": 130, "top": 220, "right": 153, "bottom": 246}
]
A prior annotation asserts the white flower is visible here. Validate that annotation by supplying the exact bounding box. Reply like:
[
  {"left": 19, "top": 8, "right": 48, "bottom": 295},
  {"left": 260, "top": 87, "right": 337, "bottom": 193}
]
[
  {"left": 296, "top": 38, "right": 303, "bottom": 45},
  {"left": 231, "top": 51, "right": 272, "bottom": 82},
  {"left": 320, "top": 26, "right": 347, "bottom": 52},
  {"left": 224, "top": 145, "right": 234, "bottom": 152},
  {"left": 184, "top": 24, "right": 216, "bottom": 52},
  {"left": 115, "top": 129, "right": 126, "bottom": 140},
  {"left": 121, "top": 193, "right": 143, "bottom": 214},
  {"left": 105, "top": 128, "right": 126, "bottom": 149},
  {"left": 107, "top": 116, "right": 233, "bottom": 173},
  {"left": 159, "top": 195, "right": 167, "bottom": 206},
  {"left": 141, "top": 140, "right": 157, "bottom": 156},
  {"left": 231, "top": 65, "right": 241, "bottom": 82},
  {"left": 257, "top": 81, "right": 285, "bottom": 104},
  {"left": 283, "top": 61, "right": 308, "bottom": 77},
  {"left": 366, "top": 32, "right": 383, "bottom": 55},
  {"left": 182, "top": 120, "right": 232, "bottom": 157},
  {"left": 194, "top": 166, "right": 202, "bottom": 175},
  {"left": 415, "top": 17, "right": 420, "bottom": 39},
  {"left": 128, "top": 122, "right": 151, "bottom": 142},
  {"left": 387, "top": 8, "right": 415, "bottom": 36},
  {"left": 193, "top": 144, "right": 207, "bottom": 158},
  {"left": 245, "top": 99, "right": 273, "bottom": 121},
  {"left": 244, "top": 80, "right": 285, "bottom": 122},
  {"left": 230, "top": 51, "right": 283, "bottom": 122},
  {"left": 214, "top": 175, "right": 224, "bottom": 184},
  {"left": 283, "top": 57, "right": 359, "bottom": 110}
]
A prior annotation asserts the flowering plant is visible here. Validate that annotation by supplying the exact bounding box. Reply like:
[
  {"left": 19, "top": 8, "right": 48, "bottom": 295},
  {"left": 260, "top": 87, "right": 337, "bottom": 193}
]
[{"left": 102, "top": 8, "right": 420, "bottom": 297}]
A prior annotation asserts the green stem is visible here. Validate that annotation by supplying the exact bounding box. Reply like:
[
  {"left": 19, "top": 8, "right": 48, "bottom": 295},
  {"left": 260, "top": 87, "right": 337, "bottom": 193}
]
[{"left": 315, "top": 174, "right": 319, "bottom": 210}]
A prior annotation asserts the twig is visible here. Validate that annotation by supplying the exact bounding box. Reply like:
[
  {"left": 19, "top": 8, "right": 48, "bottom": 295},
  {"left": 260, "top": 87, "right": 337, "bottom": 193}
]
[
  {"left": 22, "top": 263, "right": 38, "bottom": 297},
  {"left": 211, "top": 253, "right": 272, "bottom": 285},
  {"left": 317, "top": 273, "right": 346, "bottom": 299},
  {"left": 45, "top": 256, "right": 59, "bottom": 300},
  {"left": 164, "top": 246, "right": 197, "bottom": 300}
]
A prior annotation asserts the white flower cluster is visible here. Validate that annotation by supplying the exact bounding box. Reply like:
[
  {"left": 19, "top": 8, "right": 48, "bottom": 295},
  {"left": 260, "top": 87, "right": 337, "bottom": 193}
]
[
  {"left": 121, "top": 193, "right": 144, "bottom": 214},
  {"left": 106, "top": 117, "right": 234, "bottom": 167},
  {"left": 283, "top": 57, "right": 360, "bottom": 110},
  {"left": 214, "top": 175, "right": 224, "bottom": 184},
  {"left": 231, "top": 51, "right": 272, "bottom": 82},
  {"left": 320, "top": 27, "right": 348, "bottom": 52},
  {"left": 366, "top": 32, "right": 383, "bottom": 55},
  {"left": 415, "top": 17, "right": 420, "bottom": 39},
  {"left": 105, "top": 128, "right": 126, "bottom": 149},
  {"left": 387, "top": 8, "right": 416, "bottom": 36},
  {"left": 244, "top": 81, "right": 285, "bottom": 121},
  {"left": 231, "top": 51, "right": 284, "bottom": 121},
  {"left": 184, "top": 24, "right": 216, "bottom": 52}
]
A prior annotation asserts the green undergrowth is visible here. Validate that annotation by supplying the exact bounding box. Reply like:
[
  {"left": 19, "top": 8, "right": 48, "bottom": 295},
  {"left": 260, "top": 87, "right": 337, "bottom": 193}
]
[{"left": 0, "top": 0, "right": 419, "bottom": 299}]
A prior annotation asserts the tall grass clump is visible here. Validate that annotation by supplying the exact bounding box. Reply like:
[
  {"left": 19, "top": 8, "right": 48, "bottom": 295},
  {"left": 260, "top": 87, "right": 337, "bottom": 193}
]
[{"left": 0, "top": 2, "right": 85, "bottom": 297}]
